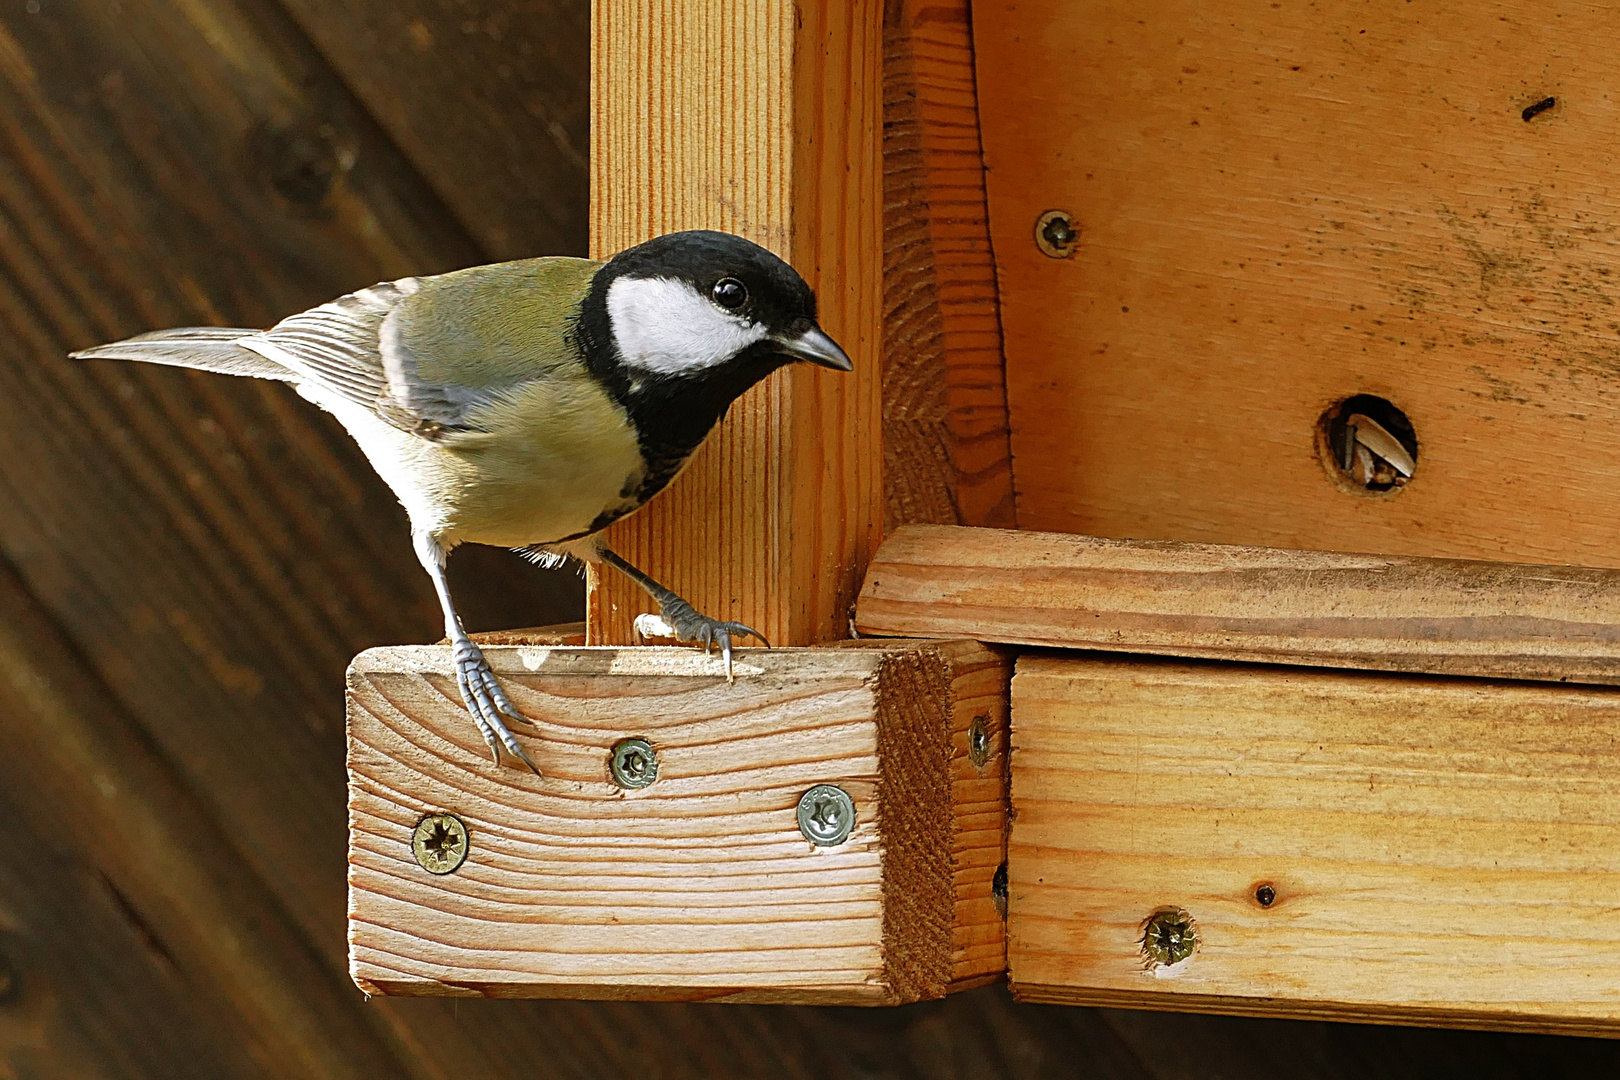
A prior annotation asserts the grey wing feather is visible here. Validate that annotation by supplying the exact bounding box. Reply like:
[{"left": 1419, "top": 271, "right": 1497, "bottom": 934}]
[
  {"left": 241, "top": 280, "right": 412, "bottom": 417},
  {"left": 70, "top": 327, "right": 293, "bottom": 381},
  {"left": 379, "top": 311, "right": 495, "bottom": 429},
  {"left": 73, "top": 277, "right": 485, "bottom": 441},
  {"left": 243, "top": 277, "right": 487, "bottom": 439}
]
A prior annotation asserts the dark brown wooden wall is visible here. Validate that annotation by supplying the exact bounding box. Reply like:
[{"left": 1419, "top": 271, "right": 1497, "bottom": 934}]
[{"left": 0, "top": 0, "right": 1616, "bottom": 1076}]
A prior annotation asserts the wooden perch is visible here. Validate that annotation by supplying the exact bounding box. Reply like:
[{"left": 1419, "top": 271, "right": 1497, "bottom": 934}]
[
  {"left": 1008, "top": 655, "right": 1620, "bottom": 1035},
  {"left": 346, "top": 640, "right": 1009, "bottom": 1003},
  {"left": 857, "top": 524, "right": 1620, "bottom": 685}
]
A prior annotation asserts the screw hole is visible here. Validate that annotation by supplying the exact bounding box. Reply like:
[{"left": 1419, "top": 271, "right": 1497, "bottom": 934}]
[
  {"left": 1255, "top": 883, "right": 1276, "bottom": 907},
  {"left": 1320, "top": 395, "right": 1417, "bottom": 493}
]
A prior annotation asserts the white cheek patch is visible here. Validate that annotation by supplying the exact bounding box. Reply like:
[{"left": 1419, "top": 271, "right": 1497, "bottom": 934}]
[{"left": 607, "top": 276, "right": 769, "bottom": 375}]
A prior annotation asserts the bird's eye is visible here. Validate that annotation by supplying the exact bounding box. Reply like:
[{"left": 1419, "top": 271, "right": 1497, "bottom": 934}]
[{"left": 712, "top": 277, "right": 748, "bottom": 310}]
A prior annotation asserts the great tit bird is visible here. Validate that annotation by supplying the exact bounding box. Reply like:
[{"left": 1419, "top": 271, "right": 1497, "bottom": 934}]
[{"left": 73, "top": 230, "right": 853, "bottom": 774}]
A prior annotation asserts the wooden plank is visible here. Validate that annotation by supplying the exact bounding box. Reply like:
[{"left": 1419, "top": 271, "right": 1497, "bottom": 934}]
[
  {"left": 467, "top": 622, "right": 587, "bottom": 647},
  {"left": 273, "top": 0, "right": 589, "bottom": 259},
  {"left": 974, "top": 0, "right": 1620, "bottom": 568},
  {"left": 827, "top": 636, "right": 1013, "bottom": 988},
  {"left": 935, "top": 639, "right": 1013, "bottom": 988},
  {"left": 347, "top": 640, "right": 1009, "bottom": 1001},
  {"left": 0, "top": 544, "right": 408, "bottom": 1079},
  {"left": 0, "top": 765, "right": 267, "bottom": 1080},
  {"left": 857, "top": 524, "right": 1620, "bottom": 685},
  {"left": 881, "top": 0, "right": 1016, "bottom": 531},
  {"left": 1008, "top": 654, "right": 1620, "bottom": 1035},
  {"left": 0, "top": 2, "right": 582, "bottom": 1075},
  {"left": 586, "top": 0, "right": 882, "bottom": 647}
]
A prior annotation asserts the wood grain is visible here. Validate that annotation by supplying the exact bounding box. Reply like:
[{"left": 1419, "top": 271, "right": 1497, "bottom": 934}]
[
  {"left": 881, "top": 0, "right": 1016, "bottom": 531},
  {"left": 1008, "top": 654, "right": 1620, "bottom": 1035},
  {"left": 858, "top": 524, "right": 1620, "bottom": 685},
  {"left": 274, "top": 0, "right": 589, "bottom": 259},
  {"left": 0, "top": 1, "right": 581, "bottom": 1074},
  {"left": 974, "top": 0, "right": 1620, "bottom": 567},
  {"left": 587, "top": 0, "right": 882, "bottom": 647},
  {"left": 934, "top": 639, "right": 1013, "bottom": 988},
  {"left": 0, "top": 545, "right": 407, "bottom": 1079},
  {"left": 347, "top": 641, "right": 1008, "bottom": 1002}
]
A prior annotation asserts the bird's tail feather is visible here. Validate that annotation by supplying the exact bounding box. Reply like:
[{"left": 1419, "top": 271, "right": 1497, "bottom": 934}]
[{"left": 70, "top": 327, "right": 294, "bottom": 382}]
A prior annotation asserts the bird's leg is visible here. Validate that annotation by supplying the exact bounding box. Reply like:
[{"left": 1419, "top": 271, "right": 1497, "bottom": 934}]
[
  {"left": 596, "top": 545, "right": 768, "bottom": 681},
  {"left": 413, "top": 532, "right": 539, "bottom": 774}
]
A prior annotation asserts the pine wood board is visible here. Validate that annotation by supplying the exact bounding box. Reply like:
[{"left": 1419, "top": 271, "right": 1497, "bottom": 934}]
[
  {"left": 1008, "top": 654, "right": 1620, "bottom": 1035},
  {"left": 586, "top": 0, "right": 883, "bottom": 648},
  {"left": 857, "top": 524, "right": 1620, "bottom": 685},
  {"left": 937, "top": 640, "right": 1013, "bottom": 987},
  {"left": 974, "top": 0, "right": 1620, "bottom": 568},
  {"left": 347, "top": 640, "right": 1009, "bottom": 1002},
  {"left": 274, "top": 0, "right": 589, "bottom": 260},
  {"left": 882, "top": 0, "right": 1016, "bottom": 531}
]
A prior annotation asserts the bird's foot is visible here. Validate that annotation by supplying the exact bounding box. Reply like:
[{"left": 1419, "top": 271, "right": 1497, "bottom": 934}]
[
  {"left": 651, "top": 595, "right": 768, "bottom": 683},
  {"left": 451, "top": 637, "right": 539, "bottom": 774}
]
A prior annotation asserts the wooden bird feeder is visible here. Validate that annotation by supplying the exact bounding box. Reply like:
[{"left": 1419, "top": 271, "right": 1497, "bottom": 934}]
[{"left": 348, "top": 0, "right": 1620, "bottom": 1033}]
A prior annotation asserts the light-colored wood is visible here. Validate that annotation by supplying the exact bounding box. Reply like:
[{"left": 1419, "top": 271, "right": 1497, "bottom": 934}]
[
  {"left": 1008, "top": 654, "right": 1620, "bottom": 1035},
  {"left": 858, "top": 524, "right": 1620, "bottom": 685},
  {"left": 465, "top": 622, "right": 587, "bottom": 647},
  {"left": 882, "top": 0, "right": 1016, "bottom": 531},
  {"left": 974, "top": 0, "right": 1620, "bottom": 568},
  {"left": 587, "top": 0, "right": 882, "bottom": 647},
  {"left": 346, "top": 640, "right": 1009, "bottom": 1002}
]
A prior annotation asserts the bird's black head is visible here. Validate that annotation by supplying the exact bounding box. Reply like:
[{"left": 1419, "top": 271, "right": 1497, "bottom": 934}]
[
  {"left": 572, "top": 231, "right": 853, "bottom": 509},
  {"left": 583, "top": 230, "right": 852, "bottom": 387}
]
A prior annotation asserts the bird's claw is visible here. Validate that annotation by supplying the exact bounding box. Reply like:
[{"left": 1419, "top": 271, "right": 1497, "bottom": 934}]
[
  {"left": 657, "top": 597, "right": 769, "bottom": 683},
  {"left": 451, "top": 638, "right": 539, "bottom": 775}
]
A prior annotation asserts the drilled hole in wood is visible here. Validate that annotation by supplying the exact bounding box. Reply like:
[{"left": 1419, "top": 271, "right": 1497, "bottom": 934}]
[{"left": 1320, "top": 395, "right": 1418, "bottom": 494}]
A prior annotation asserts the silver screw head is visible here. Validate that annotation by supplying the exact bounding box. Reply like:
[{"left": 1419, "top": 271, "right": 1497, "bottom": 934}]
[
  {"left": 411, "top": 812, "right": 469, "bottom": 875},
  {"left": 796, "top": 784, "right": 856, "bottom": 847},
  {"left": 610, "top": 738, "right": 659, "bottom": 789},
  {"left": 968, "top": 715, "right": 992, "bottom": 768}
]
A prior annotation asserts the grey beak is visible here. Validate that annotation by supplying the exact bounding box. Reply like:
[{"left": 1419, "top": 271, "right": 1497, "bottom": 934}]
[{"left": 776, "top": 326, "right": 853, "bottom": 371}]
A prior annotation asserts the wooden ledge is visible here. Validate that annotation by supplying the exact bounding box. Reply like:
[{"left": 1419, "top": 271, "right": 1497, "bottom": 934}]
[
  {"left": 857, "top": 524, "right": 1620, "bottom": 685},
  {"left": 1008, "top": 655, "right": 1620, "bottom": 1035},
  {"left": 346, "top": 640, "right": 1009, "bottom": 1003}
]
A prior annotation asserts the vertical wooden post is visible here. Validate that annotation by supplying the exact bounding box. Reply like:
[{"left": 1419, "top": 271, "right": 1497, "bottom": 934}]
[
  {"left": 588, "top": 1, "right": 883, "bottom": 646},
  {"left": 881, "top": 0, "right": 1017, "bottom": 532}
]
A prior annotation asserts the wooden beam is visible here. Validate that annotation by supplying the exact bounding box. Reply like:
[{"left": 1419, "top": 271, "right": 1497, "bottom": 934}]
[
  {"left": 587, "top": 0, "right": 882, "bottom": 647},
  {"left": 857, "top": 524, "right": 1620, "bottom": 685},
  {"left": 881, "top": 0, "right": 1016, "bottom": 531},
  {"left": 346, "top": 640, "right": 1010, "bottom": 1001},
  {"left": 1008, "top": 654, "right": 1620, "bottom": 1035},
  {"left": 973, "top": 0, "right": 1620, "bottom": 569}
]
